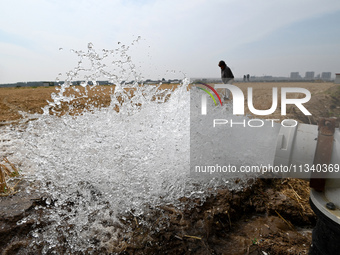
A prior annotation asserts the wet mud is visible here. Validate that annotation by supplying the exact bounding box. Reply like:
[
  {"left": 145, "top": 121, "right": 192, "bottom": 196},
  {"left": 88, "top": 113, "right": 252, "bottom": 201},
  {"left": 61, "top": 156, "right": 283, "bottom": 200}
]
[{"left": 0, "top": 178, "right": 315, "bottom": 254}]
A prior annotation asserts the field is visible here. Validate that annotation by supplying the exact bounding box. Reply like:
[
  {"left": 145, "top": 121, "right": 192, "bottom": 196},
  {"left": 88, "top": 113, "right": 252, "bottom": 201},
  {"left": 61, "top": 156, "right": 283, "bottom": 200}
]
[
  {"left": 1, "top": 82, "right": 339, "bottom": 124},
  {"left": 1, "top": 82, "right": 340, "bottom": 254},
  {"left": 235, "top": 82, "right": 340, "bottom": 124}
]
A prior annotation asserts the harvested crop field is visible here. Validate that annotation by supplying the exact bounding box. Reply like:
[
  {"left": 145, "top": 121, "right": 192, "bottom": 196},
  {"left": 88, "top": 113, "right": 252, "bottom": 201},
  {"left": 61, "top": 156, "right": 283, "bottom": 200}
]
[
  {"left": 1, "top": 82, "right": 339, "bottom": 124},
  {"left": 1, "top": 81, "right": 340, "bottom": 254}
]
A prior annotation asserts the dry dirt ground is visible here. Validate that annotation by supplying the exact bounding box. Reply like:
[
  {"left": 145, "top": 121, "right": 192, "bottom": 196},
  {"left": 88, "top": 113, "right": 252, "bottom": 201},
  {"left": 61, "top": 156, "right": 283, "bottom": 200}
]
[{"left": 1, "top": 82, "right": 340, "bottom": 254}]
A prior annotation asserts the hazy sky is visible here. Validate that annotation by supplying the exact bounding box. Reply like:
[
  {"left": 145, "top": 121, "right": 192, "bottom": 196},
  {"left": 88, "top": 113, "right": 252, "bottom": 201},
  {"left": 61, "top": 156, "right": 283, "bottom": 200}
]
[{"left": 1, "top": 0, "right": 340, "bottom": 83}]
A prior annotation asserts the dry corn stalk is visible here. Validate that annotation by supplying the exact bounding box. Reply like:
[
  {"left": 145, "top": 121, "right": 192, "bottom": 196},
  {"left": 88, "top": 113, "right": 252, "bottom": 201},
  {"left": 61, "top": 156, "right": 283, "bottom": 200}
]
[
  {"left": 275, "top": 210, "right": 295, "bottom": 231},
  {"left": 3, "top": 157, "right": 19, "bottom": 176},
  {"left": 0, "top": 165, "right": 8, "bottom": 193},
  {"left": 0, "top": 157, "right": 21, "bottom": 196}
]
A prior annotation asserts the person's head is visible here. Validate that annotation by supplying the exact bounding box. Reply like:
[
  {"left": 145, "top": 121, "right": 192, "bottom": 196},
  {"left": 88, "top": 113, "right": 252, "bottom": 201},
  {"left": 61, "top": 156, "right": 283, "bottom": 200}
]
[{"left": 218, "top": 60, "right": 226, "bottom": 69}]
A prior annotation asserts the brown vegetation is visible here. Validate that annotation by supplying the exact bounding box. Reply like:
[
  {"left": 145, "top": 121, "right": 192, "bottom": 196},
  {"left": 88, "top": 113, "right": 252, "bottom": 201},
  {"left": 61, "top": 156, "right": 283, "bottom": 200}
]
[
  {"left": 1, "top": 82, "right": 339, "bottom": 125},
  {"left": 0, "top": 158, "right": 20, "bottom": 196}
]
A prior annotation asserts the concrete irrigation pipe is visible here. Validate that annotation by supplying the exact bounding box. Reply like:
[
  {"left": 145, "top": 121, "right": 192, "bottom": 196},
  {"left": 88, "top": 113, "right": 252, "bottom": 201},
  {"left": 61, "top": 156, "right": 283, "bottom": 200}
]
[{"left": 274, "top": 118, "right": 340, "bottom": 255}]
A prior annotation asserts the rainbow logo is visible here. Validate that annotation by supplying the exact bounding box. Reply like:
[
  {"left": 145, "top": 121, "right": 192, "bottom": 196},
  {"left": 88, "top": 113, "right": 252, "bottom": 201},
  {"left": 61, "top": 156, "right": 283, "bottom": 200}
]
[{"left": 196, "top": 82, "right": 223, "bottom": 106}]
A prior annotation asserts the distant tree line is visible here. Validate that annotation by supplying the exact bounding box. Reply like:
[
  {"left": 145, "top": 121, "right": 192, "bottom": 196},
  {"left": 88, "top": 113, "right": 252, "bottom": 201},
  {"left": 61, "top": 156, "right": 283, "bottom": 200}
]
[
  {"left": 0, "top": 79, "right": 183, "bottom": 88},
  {"left": 0, "top": 81, "right": 112, "bottom": 88}
]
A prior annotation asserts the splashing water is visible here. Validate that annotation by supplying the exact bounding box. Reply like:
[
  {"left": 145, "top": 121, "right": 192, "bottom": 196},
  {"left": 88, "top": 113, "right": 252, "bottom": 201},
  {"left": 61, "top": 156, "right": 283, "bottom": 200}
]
[{"left": 3, "top": 40, "right": 280, "bottom": 253}]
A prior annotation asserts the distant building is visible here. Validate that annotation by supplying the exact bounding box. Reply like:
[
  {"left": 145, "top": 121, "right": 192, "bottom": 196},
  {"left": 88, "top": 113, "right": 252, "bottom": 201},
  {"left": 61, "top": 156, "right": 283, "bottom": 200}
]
[
  {"left": 290, "top": 72, "right": 301, "bottom": 79},
  {"left": 335, "top": 73, "right": 340, "bottom": 84},
  {"left": 305, "top": 71, "right": 315, "bottom": 79},
  {"left": 42, "top": 81, "right": 55, "bottom": 86},
  {"left": 321, "top": 72, "right": 331, "bottom": 80}
]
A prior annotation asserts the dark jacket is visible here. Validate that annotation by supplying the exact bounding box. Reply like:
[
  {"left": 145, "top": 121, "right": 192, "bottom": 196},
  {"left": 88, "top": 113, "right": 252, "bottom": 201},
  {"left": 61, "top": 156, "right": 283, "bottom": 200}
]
[{"left": 221, "top": 66, "right": 234, "bottom": 79}]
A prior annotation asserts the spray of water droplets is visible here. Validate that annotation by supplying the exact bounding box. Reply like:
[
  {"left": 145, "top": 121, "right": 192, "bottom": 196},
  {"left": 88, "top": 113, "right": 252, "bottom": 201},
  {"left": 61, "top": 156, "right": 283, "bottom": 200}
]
[{"left": 3, "top": 39, "right": 280, "bottom": 253}]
